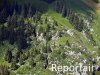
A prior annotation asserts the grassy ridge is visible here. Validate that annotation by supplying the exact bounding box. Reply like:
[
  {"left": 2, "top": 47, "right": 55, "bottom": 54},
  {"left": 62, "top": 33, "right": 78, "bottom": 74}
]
[{"left": 0, "top": 0, "right": 100, "bottom": 75}]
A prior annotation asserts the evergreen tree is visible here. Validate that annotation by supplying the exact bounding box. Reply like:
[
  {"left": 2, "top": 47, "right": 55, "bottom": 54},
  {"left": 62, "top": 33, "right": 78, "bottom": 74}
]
[
  {"left": 38, "top": 26, "right": 44, "bottom": 36},
  {"left": 5, "top": 49, "right": 12, "bottom": 63},
  {"left": 11, "top": 58, "right": 18, "bottom": 70},
  {"left": 55, "top": 0, "right": 65, "bottom": 13},
  {"left": 40, "top": 54, "right": 45, "bottom": 61},
  {"left": 29, "top": 57, "right": 36, "bottom": 67},
  {"left": 0, "top": 8, "right": 8, "bottom": 23},
  {"left": 47, "top": 44, "right": 52, "bottom": 53},
  {"left": 45, "top": 17, "right": 48, "bottom": 24},
  {"left": 46, "top": 24, "right": 50, "bottom": 32},
  {"left": 53, "top": 19, "right": 58, "bottom": 26},
  {"left": 0, "top": 24, "right": 5, "bottom": 42},
  {"left": 15, "top": 50, "right": 21, "bottom": 63},
  {"left": 23, "top": 4, "right": 28, "bottom": 17},
  {"left": 33, "top": 25, "right": 37, "bottom": 37},
  {"left": 61, "top": 5, "right": 67, "bottom": 17},
  {"left": 7, "top": 10, "right": 18, "bottom": 44},
  {"left": 16, "top": 17, "right": 28, "bottom": 50},
  {"left": 66, "top": 40, "right": 71, "bottom": 47},
  {"left": 19, "top": 54, "right": 25, "bottom": 65},
  {"left": 36, "top": 54, "right": 45, "bottom": 61},
  {"left": 76, "top": 19, "right": 84, "bottom": 31},
  {"left": 27, "top": 5, "right": 33, "bottom": 18},
  {"left": 42, "top": 0, "right": 55, "bottom": 3},
  {"left": 42, "top": 46, "right": 47, "bottom": 53},
  {"left": 34, "top": 11, "right": 41, "bottom": 22},
  {"left": 44, "top": 55, "right": 48, "bottom": 69},
  {"left": 20, "top": 6, "right": 25, "bottom": 17}
]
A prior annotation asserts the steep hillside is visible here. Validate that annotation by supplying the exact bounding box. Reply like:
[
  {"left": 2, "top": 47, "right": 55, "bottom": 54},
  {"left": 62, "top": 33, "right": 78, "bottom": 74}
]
[{"left": 0, "top": 0, "right": 100, "bottom": 75}]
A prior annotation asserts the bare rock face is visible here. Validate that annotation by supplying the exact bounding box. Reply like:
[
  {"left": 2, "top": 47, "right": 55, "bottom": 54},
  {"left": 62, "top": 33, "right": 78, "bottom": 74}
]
[{"left": 83, "top": 0, "right": 100, "bottom": 13}]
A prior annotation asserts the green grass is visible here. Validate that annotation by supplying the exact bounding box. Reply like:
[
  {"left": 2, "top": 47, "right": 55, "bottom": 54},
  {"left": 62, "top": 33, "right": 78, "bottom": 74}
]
[
  {"left": 0, "top": 10, "right": 100, "bottom": 74},
  {"left": 46, "top": 10, "right": 73, "bottom": 29},
  {"left": 0, "top": 0, "right": 100, "bottom": 74},
  {"left": 92, "top": 14, "right": 100, "bottom": 46}
]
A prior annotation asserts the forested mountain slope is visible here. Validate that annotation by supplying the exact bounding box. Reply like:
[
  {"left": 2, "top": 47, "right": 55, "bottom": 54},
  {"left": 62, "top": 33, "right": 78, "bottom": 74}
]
[{"left": 0, "top": 0, "right": 100, "bottom": 75}]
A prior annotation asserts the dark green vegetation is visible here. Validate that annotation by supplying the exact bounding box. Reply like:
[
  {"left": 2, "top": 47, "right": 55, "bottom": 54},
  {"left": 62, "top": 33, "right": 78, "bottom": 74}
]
[
  {"left": 0, "top": 0, "right": 100, "bottom": 75},
  {"left": 93, "top": 0, "right": 100, "bottom": 3},
  {"left": 0, "top": 64, "right": 10, "bottom": 75}
]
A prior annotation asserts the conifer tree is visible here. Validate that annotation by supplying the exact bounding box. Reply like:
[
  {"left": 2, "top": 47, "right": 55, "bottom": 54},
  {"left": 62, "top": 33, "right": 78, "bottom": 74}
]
[
  {"left": 66, "top": 40, "right": 71, "bottom": 47},
  {"left": 20, "top": 6, "right": 25, "bottom": 17},
  {"left": 0, "top": 24, "right": 5, "bottom": 42},
  {"left": 61, "top": 5, "right": 67, "bottom": 17},
  {"left": 55, "top": 0, "right": 59, "bottom": 12},
  {"left": 33, "top": 25, "right": 37, "bottom": 37},
  {"left": 19, "top": 54, "right": 25, "bottom": 65},
  {"left": 11, "top": 58, "right": 18, "bottom": 70},
  {"left": 42, "top": 46, "right": 47, "bottom": 53},
  {"left": 27, "top": 5, "right": 32, "bottom": 18},
  {"left": 53, "top": 19, "right": 58, "bottom": 26},
  {"left": 34, "top": 11, "right": 41, "bottom": 22},
  {"left": 45, "top": 17, "right": 48, "bottom": 24},
  {"left": 0, "top": 8, "right": 7, "bottom": 23},
  {"left": 29, "top": 57, "right": 36, "bottom": 67},
  {"left": 5, "top": 49, "right": 12, "bottom": 63},
  {"left": 47, "top": 44, "right": 52, "bottom": 53},
  {"left": 39, "top": 26, "right": 44, "bottom": 36},
  {"left": 15, "top": 50, "right": 21, "bottom": 63}
]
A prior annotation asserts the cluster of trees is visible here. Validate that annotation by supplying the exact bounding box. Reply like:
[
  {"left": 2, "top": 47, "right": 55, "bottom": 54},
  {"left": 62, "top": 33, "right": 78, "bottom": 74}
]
[
  {"left": 0, "top": 0, "right": 98, "bottom": 74},
  {"left": 0, "top": 7, "right": 41, "bottom": 49},
  {"left": 0, "top": 0, "right": 36, "bottom": 23},
  {"left": 55, "top": 0, "right": 93, "bottom": 32},
  {"left": 5, "top": 48, "right": 30, "bottom": 70},
  {"left": 4, "top": 46, "right": 50, "bottom": 70},
  {"left": 1, "top": 0, "right": 56, "bottom": 74},
  {"left": 3, "top": 10, "right": 58, "bottom": 71}
]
